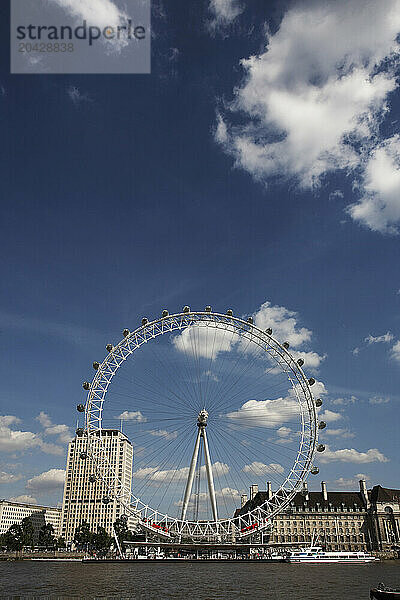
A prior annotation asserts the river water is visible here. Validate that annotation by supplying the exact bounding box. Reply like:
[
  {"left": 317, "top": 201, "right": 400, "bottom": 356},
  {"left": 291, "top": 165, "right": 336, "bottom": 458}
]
[{"left": 0, "top": 560, "right": 399, "bottom": 599}]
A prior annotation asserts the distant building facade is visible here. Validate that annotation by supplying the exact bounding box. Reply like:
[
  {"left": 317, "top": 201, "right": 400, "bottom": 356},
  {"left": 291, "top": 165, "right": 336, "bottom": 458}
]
[
  {"left": 238, "top": 480, "right": 400, "bottom": 552},
  {"left": 0, "top": 500, "right": 62, "bottom": 541},
  {"left": 60, "top": 429, "right": 133, "bottom": 544}
]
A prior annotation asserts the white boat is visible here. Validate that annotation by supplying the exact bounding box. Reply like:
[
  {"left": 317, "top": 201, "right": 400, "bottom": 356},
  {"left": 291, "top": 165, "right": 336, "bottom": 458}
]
[{"left": 286, "top": 545, "right": 379, "bottom": 563}]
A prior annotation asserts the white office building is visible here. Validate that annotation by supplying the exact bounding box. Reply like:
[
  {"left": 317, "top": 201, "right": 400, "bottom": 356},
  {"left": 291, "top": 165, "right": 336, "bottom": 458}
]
[
  {"left": 60, "top": 429, "right": 133, "bottom": 544},
  {"left": 0, "top": 500, "right": 62, "bottom": 539}
]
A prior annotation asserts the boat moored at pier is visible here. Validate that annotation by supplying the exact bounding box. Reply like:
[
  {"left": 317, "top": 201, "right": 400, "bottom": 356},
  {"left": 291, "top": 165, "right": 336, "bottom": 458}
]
[{"left": 286, "top": 546, "right": 379, "bottom": 563}]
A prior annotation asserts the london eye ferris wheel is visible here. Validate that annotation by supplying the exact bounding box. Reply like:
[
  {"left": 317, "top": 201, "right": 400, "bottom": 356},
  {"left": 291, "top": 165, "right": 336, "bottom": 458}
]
[{"left": 79, "top": 307, "right": 325, "bottom": 541}]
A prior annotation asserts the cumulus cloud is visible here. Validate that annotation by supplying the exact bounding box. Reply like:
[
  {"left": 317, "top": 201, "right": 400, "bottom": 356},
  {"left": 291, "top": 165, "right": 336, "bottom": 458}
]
[
  {"left": 9, "top": 495, "right": 37, "bottom": 504},
  {"left": 216, "top": 0, "right": 400, "bottom": 232},
  {"left": 208, "top": 0, "right": 243, "bottom": 33},
  {"left": 319, "top": 445, "right": 388, "bottom": 464},
  {"left": 243, "top": 461, "right": 284, "bottom": 476},
  {"left": 134, "top": 461, "right": 229, "bottom": 482},
  {"left": 365, "top": 331, "right": 394, "bottom": 344},
  {"left": 149, "top": 429, "right": 178, "bottom": 441},
  {"left": 348, "top": 137, "right": 400, "bottom": 233},
  {"left": 227, "top": 397, "right": 299, "bottom": 428},
  {"left": 391, "top": 340, "right": 400, "bottom": 362},
  {"left": 67, "top": 86, "right": 92, "bottom": 105},
  {"left": 53, "top": 0, "right": 130, "bottom": 52},
  {"left": 36, "top": 412, "right": 72, "bottom": 445},
  {"left": 321, "top": 428, "right": 355, "bottom": 439},
  {"left": 172, "top": 322, "right": 237, "bottom": 360},
  {"left": 319, "top": 409, "right": 343, "bottom": 423},
  {"left": 26, "top": 469, "right": 66, "bottom": 493},
  {"left": 117, "top": 411, "right": 147, "bottom": 423},
  {"left": 0, "top": 415, "right": 64, "bottom": 456},
  {"left": 0, "top": 471, "right": 23, "bottom": 484},
  {"left": 331, "top": 396, "right": 357, "bottom": 406},
  {"left": 369, "top": 396, "right": 390, "bottom": 404},
  {"left": 333, "top": 473, "right": 371, "bottom": 489}
]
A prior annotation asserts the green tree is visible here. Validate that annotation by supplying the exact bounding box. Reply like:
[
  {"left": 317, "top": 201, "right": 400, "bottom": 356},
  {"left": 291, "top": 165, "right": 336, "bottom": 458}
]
[
  {"left": 56, "top": 536, "right": 66, "bottom": 549},
  {"left": 74, "top": 520, "right": 93, "bottom": 551},
  {"left": 113, "top": 516, "right": 130, "bottom": 552},
  {"left": 21, "top": 516, "right": 34, "bottom": 548},
  {"left": 4, "top": 524, "right": 24, "bottom": 552},
  {"left": 92, "top": 527, "right": 112, "bottom": 557},
  {"left": 38, "top": 523, "right": 56, "bottom": 549}
]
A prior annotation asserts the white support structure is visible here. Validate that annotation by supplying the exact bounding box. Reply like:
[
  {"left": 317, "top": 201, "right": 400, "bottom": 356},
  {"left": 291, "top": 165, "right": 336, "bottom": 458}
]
[
  {"left": 181, "top": 410, "right": 218, "bottom": 524},
  {"left": 202, "top": 427, "right": 218, "bottom": 522},
  {"left": 181, "top": 427, "right": 202, "bottom": 523}
]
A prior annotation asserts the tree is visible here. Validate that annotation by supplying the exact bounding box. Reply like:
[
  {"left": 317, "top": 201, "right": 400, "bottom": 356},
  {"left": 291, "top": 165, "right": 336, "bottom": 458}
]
[
  {"left": 92, "top": 527, "right": 112, "bottom": 557},
  {"left": 113, "top": 516, "right": 130, "bottom": 552},
  {"left": 56, "top": 536, "right": 66, "bottom": 549},
  {"left": 4, "top": 524, "right": 24, "bottom": 552},
  {"left": 38, "top": 523, "right": 56, "bottom": 549},
  {"left": 21, "top": 516, "right": 34, "bottom": 549},
  {"left": 74, "top": 520, "right": 93, "bottom": 551}
]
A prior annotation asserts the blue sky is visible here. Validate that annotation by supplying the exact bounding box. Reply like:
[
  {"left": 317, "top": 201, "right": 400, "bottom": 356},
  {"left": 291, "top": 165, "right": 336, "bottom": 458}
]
[{"left": 0, "top": 0, "right": 400, "bottom": 509}]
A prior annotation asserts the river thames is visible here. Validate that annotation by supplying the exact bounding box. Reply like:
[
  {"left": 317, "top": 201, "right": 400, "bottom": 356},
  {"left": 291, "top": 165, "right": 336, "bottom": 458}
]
[{"left": 1, "top": 560, "right": 400, "bottom": 599}]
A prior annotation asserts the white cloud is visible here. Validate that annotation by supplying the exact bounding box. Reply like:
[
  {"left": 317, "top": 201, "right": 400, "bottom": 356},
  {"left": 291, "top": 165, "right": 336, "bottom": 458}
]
[
  {"left": 348, "top": 137, "right": 400, "bottom": 233},
  {"left": 391, "top": 340, "right": 400, "bottom": 362},
  {"left": 172, "top": 322, "right": 237, "bottom": 360},
  {"left": 26, "top": 469, "right": 66, "bottom": 493},
  {"left": 227, "top": 397, "right": 299, "bottom": 428},
  {"left": 133, "top": 461, "right": 229, "bottom": 482},
  {"left": 291, "top": 350, "right": 326, "bottom": 370},
  {"left": 36, "top": 412, "right": 72, "bottom": 445},
  {"left": 243, "top": 461, "right": 284, "bottom": 476},
  {"left": 369, "top": 396, "right": 390, "bottom": 404},
  {"left": 277, "top": 426, "right": 291, "bottom": 437},
  {"left": 319, "top": 409, "right": 343, "bottom": 423},
  {"left": 9, "top": 495, "right": 37, "bottom": 504},
  {"left": 253, "top": 302, "right": 312, "bottom": 348},
  {"left": 67, "top": 86, "right": 92, "bottom": 105},
  {"left": 0, "top": 471, "right": 23, "bottom": 484},
  {"left": 332, "top": 473, "right": 371, "bottom": 489},
  {"left": 149, "top": 429, "right": 178, "bottom": 441},
  {"left": 208, "top": 0, "right": 243, "bottom": 32},
  {"left": 117, "top": 411, "right": 147, "bottom": 423},
  {"left": 319, "top": 445, "right": 388, "bottom": 464},
  {"left": 331, "top": 396, "right": 357, "bottom": 406},
  {"left": 321, "top": 428, "right": 355, "bottom": 439},
  {"left": 216, "top": 0, "right": 400, "bottom": 232},
  {"left": 365, "top": 331, "right": 394, "bottom": 344},
  {"left": 0, "top": 415, "right": 64, "bottom": 456}
]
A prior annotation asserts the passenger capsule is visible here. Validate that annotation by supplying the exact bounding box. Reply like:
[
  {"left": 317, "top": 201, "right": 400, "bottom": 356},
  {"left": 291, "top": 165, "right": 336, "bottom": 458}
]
[
  {"left": 123, "top": 329, "right": 130, "bottom": 337},
  {"left": 82, "top": 382, "right": 90, "bottom": 391},
  {"left": 311, "top": 466, "right": 319, "bottom": 475},
  {"left": 76, "top": 428, "right": 84, "bottom": 437},
  {"left": 89, "top": 475, "right": 96, "bottom": 483},
  {"left": 317, "top": 444, "right": 325, "bottom": 452},
  {"left": 315, "top": 398, "right": 323, "bottom": 407},
  {"left": 297, "top": 358, "right": 304, "bottom": 367},
  {"left": 142, "top": 317, "right": 148, "bottom": 326},
  {"left": 77, "top": 404, "right": 85, "bottom": 413},
  {"left": 318, "top": 421, "right": 326, "bottom": 430},
  {"left": 308, "top": 377, "right": 316, "bottom": 386},
  {"left": 106, "top": 344, "right": 113, "bottom": 352},
  {"left": 265, "top": 328, "right": 272, "bottom": 335},
  {"left": 93, "top": 361, "right": 100, "bottom": 370},
  {"left": 162, "top": 310, "right": 169, "bottom": 318},
  {"left": 283, "top": 342, "right": 290, "bottom": 349},
  {"left": 80, "top": 451, "right": 87, "bottom": 460},
  {"left": 247, "top": 317, "right": 254, "bottom": 324},
  {"left": 102, "top": 496, "right": 111, "bottom": 505},
  {"left": 226, "top": 309, "right": 233, "bottom": 316},
  {"left": 183, "top": 306, "right": 190, "bottom": 313},
  {"left": 205, "top": 306, "right": 212, "bottom": 312}
]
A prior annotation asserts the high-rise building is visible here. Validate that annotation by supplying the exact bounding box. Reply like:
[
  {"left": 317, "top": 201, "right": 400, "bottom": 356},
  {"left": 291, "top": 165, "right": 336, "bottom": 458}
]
[
  {"left": 0, "top": 500, "right": 62, "bottom": 540},
  {"left": 60, "top": 429, "right": 133, "bottom": 544}
]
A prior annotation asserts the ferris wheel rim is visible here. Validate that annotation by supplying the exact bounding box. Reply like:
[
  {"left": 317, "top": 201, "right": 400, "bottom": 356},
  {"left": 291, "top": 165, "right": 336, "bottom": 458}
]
[{"left": 83, "top": 310, "right": 319, "bottom": 539}]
